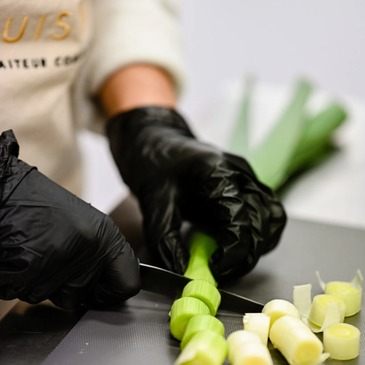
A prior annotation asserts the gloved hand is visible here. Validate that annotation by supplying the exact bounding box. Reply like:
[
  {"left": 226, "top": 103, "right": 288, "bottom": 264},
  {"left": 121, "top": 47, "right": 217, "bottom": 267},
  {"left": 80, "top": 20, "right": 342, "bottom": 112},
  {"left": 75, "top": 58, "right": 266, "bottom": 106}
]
[
  {"left": 107, "top": 107, "right": 287, "bottom": 281},
  {"left": 0, "top": 130, "right": 140, "bottom": 309}
]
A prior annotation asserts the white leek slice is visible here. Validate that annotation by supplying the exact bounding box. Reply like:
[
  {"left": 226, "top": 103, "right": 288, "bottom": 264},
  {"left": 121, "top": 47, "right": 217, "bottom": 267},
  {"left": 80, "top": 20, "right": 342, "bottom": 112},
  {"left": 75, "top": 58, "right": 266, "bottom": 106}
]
[
  {"left": 323, "top": 323, "right": 361, "bottom": 360},
  {"left": 269, "top": 315, "right": 329, "bottom": 365},
  {"left": 307, "top": 301, "right": 342, "bottom": 333},
  {"left": 325, "top": 281, "right": 362, "bottom": 317},
  {"left": 351, "top": 269, "right": 364, "bottom": 289},
  {"left": 293, "top": 284, "right": 312, "bottom": 319},
  {"left": 316, "top": 270, "right": 363, "bottom": 316},
  {"left": 227, "top": 330, "right": 273, "bottom": 365},
  {"left": 308, "top": 294, "right": 345, "bottom": 327},
  {"left": 262, "top": 299, "right": 300, "bottom": 328},
  {"left": 292, "top": 285, "right": 343, "bottom": 332},
  {"left": 243, "top": 312, "right": 270, "bottom": 346},
  {"left": 174, "top": 330, "right": 227, "bottom": 365}
]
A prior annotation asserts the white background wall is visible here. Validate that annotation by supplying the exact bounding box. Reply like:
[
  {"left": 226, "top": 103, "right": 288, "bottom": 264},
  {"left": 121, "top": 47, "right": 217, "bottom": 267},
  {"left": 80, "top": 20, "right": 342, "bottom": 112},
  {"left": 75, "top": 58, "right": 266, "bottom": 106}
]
[{"left": 179, "top": 0, "right": 365, "bottom": 117}]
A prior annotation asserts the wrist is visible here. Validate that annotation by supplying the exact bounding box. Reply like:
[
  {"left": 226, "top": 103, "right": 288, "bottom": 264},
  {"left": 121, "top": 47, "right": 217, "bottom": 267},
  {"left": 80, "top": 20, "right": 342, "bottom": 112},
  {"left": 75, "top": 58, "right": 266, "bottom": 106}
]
[{"left": 98, "top": 64, "right": 177, "bottom": 117}]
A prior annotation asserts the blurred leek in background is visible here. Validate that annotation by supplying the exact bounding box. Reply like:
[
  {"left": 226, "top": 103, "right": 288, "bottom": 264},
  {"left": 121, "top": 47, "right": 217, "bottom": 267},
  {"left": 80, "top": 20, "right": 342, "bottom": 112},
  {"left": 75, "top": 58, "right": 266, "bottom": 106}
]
[{"left": 229, "top": 76, "right": 348, "bottom": 191}]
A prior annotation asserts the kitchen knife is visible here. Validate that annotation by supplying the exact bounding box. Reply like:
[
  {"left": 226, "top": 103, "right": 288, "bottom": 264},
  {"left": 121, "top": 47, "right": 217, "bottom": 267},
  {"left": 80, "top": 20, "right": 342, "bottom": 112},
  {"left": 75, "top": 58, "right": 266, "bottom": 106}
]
[{"left": 139, "top": 263, "right": 264, "bottom": 314}]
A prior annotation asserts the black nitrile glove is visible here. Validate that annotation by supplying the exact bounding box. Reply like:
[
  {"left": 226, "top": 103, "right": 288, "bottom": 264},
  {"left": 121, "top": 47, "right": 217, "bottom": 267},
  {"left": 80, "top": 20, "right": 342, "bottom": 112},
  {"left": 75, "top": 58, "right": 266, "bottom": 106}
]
[
  {"left": 107, "top": 107, "right": 286, "bottom": 281},
  {"left": 0, "top": 130, "right": 140, "bottom": 309}
]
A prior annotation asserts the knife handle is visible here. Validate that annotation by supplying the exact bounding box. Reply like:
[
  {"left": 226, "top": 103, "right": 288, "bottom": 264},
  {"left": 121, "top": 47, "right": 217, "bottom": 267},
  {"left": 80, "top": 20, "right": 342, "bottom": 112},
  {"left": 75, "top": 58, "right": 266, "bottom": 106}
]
[{"left": 183, "top": 232, "right": 218, "bottom": 287}]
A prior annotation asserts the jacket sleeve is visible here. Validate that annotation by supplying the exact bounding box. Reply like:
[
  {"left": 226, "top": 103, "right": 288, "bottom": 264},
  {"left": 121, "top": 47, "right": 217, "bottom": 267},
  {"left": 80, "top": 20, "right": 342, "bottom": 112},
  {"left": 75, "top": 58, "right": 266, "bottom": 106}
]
[{"left": 88, "top": 0, "right": 185, "bottom": 94}]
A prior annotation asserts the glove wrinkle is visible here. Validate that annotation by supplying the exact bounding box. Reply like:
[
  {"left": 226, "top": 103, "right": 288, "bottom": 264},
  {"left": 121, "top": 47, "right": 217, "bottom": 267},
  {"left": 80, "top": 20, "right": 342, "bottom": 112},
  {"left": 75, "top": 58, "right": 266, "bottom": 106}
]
[
  {"left": 106, "top": 106, "right": 287, "bottom": 281},
  {"left": 0, "top": 130, "right": 141, "bottom": 308},
  {"left": 0, "top": 130, "right": 34, "bottom": 203},
  {"left": 140, "top": 179, "right": 188, "bottom": 273}
]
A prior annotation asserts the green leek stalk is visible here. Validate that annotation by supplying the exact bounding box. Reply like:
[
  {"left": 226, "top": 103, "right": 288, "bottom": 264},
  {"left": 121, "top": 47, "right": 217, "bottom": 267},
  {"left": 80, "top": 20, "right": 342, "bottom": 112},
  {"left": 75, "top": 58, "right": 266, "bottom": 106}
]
[
  {"left": 183, "top": 232, "right": 217, "bottom": 286},
  {"left": 229, "top": 75, "right": 255, "bottom": 158},
  {"left": 286, "top": 102, "right": 347, "bottom": 175},
  {"left": 174, "top": 330, "right": 228, "bottom": 365},
  {"left": 249, "top": 79, "right": 312, "bottom": 190},
  {"left": 180, "top": 314, "right": 225, "bottom": 349}
]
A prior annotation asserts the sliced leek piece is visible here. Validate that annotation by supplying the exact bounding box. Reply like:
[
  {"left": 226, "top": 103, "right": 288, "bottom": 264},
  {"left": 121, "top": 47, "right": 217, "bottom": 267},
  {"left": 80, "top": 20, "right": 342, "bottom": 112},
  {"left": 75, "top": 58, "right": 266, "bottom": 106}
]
[
  {"left": 180, "top": 314, "right": 224, "bottom": 350},
  {"left": 227, "top": 330, "right": 273, "bottom": 365},
  {"left": 307, "top": 301, "right": 343, "bottom": 334},
  {"left": 293, "top": 284, "right": 312, "bottom": 319},
  {"left": 351, "top": 269, "right": 364, "bottom": 289},
  {"left": 227, "top": 329, "right": 261, "bottom": 349},
  {"left": 243, "top": 312, "right": 270, "bottom": 346},
  {"left": 170, "top": 297, "right": 211, "bottom": 341},
  {"left": 323, "top": 323, "right": 361, "bottom": 360},
  {"left": 262, "top": 299, "right": 300, "bottom": 328},
  {"left": 270, "top": 315, "right": 329, "bottom": 365},
  {"left": 182, "top": 279, "right": 221, "bottom": 316},
  {"left": 174, "top": 330, "right": 227, "bottom": 365},
  {"left": 308, "top": 294, "right": 346, "bottom": 327},
  {"left": 293, "top": 284, "right": 343, "bottom": 332},
  {"left": 325, "top": 282, "right": 362, "bottom": 317},
  {"left": 316, "top": 270, "right": 363, "bottom": 316}
]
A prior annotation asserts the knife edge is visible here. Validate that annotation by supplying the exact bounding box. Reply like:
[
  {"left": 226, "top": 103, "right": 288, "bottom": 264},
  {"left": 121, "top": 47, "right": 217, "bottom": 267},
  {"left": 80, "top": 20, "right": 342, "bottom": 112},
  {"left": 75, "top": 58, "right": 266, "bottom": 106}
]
[{"left": 139, "top": 263, "right": 263, "bottom": 314}]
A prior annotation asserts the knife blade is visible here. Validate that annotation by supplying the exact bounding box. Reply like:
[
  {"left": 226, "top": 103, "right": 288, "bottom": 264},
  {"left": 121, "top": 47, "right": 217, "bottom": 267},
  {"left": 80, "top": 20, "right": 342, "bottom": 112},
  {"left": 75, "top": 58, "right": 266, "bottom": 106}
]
[{"left": 139, "top": 263, "right": 263, "bottom": 314}]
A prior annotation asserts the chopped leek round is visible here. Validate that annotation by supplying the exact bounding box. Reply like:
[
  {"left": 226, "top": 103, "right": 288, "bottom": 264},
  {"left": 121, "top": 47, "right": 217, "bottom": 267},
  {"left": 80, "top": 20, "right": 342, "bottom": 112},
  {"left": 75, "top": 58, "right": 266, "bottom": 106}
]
[
  {"left": 316, "top": 270, "right": 363, "bottom": 316},
  {"left": 230, "top": 341, "right": 273, "bottom": 365},
  {"left": 227, "top": 330, "right": 273, "bottom": 365},
  {"left": 170, "top": 297, "right": 211, "bottom": 341},
  {"left": 308, "top": 294, "right": 346, "bottom": 327},
  {"left": 325, "top": 281, "right": 362, "bottom": 317},
  {"left": 269, "top": 315, "right": 328, "bottom": 365},
  {"left": 182, "top": 279, "right": 221, "bottom": 316},
  {"left": 174, "top": 330, "right": 227, "bottom": 365},
  {"left": 243, "top": 312, "right": 270, "bottom": 345},
  {"left": 323, "top": 323, "right": 361, "bottom": 360},
  {"left": 180, "top": 314, "right": 224, "bottom": 349},
  {"left": 262, "top": 299, "right": 300, "bottom": 328}
]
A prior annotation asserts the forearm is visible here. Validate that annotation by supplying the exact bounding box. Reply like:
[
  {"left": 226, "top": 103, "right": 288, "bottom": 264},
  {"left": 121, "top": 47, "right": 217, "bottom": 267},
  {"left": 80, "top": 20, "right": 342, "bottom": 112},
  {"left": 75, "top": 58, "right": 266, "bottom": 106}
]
[{"left": 98, "top": 63, "right": 177, "bottom": 117}]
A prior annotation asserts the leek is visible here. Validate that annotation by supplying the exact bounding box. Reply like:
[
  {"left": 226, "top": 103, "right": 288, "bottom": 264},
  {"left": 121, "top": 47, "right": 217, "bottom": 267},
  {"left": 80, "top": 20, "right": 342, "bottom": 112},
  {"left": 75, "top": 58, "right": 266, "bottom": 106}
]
[
  {"left": 174, "top": 330, "right": 227, "bottom": 365},
  {"left": 323, "top": 323, "right": 361, "bottom": 360},
  {"left": 316, "top": 270, "right": 363, "bottom": 316},
  {"left": 183, "top": 232, "right": 217, "bottom": 286},
  {"left": 269, "top": 315, "right": 329, "bottom": 365},
  {"left": 181, "top": 280, "right": 221, "bottom": 316},
  {"left": 308, "top": 294, "right": 346, "bottom": 328},
  {"left": 171, "top": 76, "right": 350, "bottom": 363},
  {"left": 250, "top": 79, "right": 312, "bottom": 189},
  {"left": 169, "top": 297, "right": 211, "bottom": 341},
  {"left": 180, "top": 314, "right": 224, "bottom": 349},
  {"left": 227, "top": 330, "right": 273, "bottom": 365},
  {"left": 243, "top": 312, "right": 270, "bottom": 346},
  {"left": 262, "top": 299, "right": 300, "bottom": 328},
  {"left": 228, "top": 75, "right": 255, "bottom": 158}
]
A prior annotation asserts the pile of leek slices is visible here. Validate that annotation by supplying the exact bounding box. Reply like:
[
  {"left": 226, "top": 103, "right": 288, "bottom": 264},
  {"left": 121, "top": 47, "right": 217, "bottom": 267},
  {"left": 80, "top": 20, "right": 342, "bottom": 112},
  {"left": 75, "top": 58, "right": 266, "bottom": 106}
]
[{"left": 171, "top": 270, "right": 362, "bottom": 365}]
